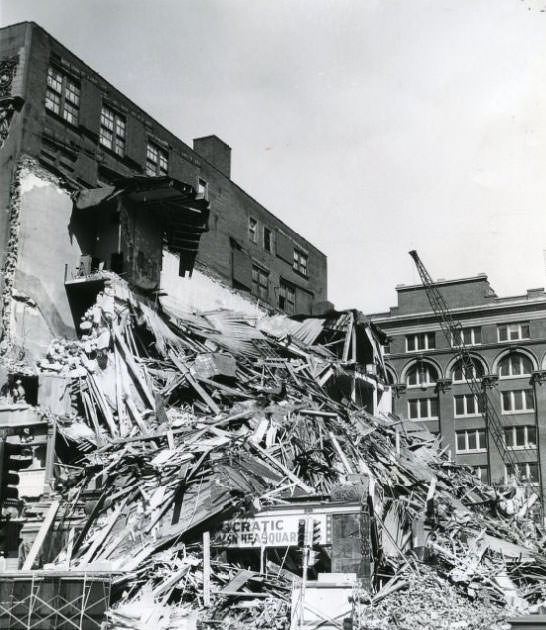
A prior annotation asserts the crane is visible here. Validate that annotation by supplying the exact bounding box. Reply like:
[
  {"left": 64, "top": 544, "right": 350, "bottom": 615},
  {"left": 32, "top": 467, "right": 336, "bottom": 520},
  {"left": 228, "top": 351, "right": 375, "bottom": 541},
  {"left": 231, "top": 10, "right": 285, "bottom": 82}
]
[{"left": 408, "top": 250, "right": 540, "bottom": 511}]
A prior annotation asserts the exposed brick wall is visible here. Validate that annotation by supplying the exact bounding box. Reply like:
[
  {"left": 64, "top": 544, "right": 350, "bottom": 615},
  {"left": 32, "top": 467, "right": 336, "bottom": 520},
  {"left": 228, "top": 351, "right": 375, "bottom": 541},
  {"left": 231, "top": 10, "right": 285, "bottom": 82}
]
[{"left": 395, "top": 276, "right": 496, "bottom": 315}]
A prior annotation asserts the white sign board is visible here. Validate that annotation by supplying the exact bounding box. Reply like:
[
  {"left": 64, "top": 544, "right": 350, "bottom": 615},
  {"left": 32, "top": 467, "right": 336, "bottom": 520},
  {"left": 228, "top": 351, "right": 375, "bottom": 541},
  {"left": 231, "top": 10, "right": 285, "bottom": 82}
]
[{"left": 216, "top": 514, "right": 328, "bottom": 548}]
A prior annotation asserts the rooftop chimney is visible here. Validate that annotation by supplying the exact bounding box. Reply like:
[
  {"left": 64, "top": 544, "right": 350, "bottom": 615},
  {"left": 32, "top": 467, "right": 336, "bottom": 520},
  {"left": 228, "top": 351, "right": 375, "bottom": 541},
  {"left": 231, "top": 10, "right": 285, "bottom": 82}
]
[{"left": 193, "top": 135, "right": 231, "bottom": 179}]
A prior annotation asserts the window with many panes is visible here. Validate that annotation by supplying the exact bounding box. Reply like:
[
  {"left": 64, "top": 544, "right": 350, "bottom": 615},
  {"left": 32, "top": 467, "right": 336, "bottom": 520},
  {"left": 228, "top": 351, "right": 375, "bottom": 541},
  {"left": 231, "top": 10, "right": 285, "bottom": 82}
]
[
  {"left": 498, "top": 353, "right": 533, "bottom": 378},
  {"left": 293, "top": 248, "right": 308, "bottom": 276},
  {"left": 248, "top": 217, "right": 258, "bottom": 243},
  {"left": 251, "top": 265, "right": 269, "bottom": 299},
  {"left": 506, "top": 462, "right": 539, "bottom": 484},
  {"left": 454, "top": 393, "right": 484, "bottom": 417},
  {"left": 405, "top": 363, "right": 438, "bottom": 388},
  {"left": 45, "top": 66, "right": 80, "bottom": 125},
  {"left": 408, "top": 397, "right": 438, "bottom": 420},
  {"left": 501, "top": 389, "right": 534, "bottom": 413},
  {"left": 146, "top": 142, "right": 168, "bottom": 176},
  {"left": 451, "top": 327, "right": 482, "bottom": 346},
  {"left": 504, "top": 426, "right": 537, "bottom": 450},
  {"left": 498, "top": 322, "right": 530, "bottom": 342},
  {"left": 406, "top": 332, "right": 435, "bottom": 352},
  {"left": 451, "top": 358, "right": 484, "bottom": 383},
  {"left": 456, "top": 429, "right": 486, "bottom": 453},
  {"left": 99, "top": 105, "right": 126, "bottom": 156},
  {"left": 473, "top": 465, "right": 489, "bottom": 484},
  {"left": 264, "top": 227, "right": 273, "bottom": 253},
  {"left": 279, "top": 280, "right": 296, "bottom": 314}
]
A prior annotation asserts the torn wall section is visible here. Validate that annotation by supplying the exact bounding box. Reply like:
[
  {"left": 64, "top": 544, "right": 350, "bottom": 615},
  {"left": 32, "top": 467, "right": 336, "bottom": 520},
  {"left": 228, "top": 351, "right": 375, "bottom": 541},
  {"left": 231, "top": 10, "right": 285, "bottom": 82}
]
[
  {"left": 161, "top": 252, "right": 270, "bottom": 319},
  {"left": 2, "top": 159, "right": 82, "bottom": 362}
]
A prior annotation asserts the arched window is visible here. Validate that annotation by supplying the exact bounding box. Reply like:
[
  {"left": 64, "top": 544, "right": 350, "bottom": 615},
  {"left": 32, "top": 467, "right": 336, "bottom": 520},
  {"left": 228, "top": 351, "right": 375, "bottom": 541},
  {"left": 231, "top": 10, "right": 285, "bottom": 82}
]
[
  {"left": 451, "top": 358, "right": 484, "bottom": 383},
  {"left": 406, "top": 362, "right": 438, "bottom": 387},
  {"left": 498, "top": 352, "right": 533, "bottom": 378}
]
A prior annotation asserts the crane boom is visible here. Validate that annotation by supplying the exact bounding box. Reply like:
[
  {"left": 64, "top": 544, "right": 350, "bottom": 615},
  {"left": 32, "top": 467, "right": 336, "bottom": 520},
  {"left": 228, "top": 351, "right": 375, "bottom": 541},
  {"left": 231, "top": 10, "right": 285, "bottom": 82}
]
[{"left": 408, "top": 250, "right": 537, "bottom": 496}]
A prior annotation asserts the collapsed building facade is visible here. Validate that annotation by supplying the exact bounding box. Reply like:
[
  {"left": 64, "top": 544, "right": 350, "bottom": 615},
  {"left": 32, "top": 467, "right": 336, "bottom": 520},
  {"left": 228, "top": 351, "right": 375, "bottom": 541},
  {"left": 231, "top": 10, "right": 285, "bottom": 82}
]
[
  {"left": 0, "top": 20, "right": 330, "bottom": 365},
  {"left": 0, "top": 19, "right": 546, "bottom": 630}
]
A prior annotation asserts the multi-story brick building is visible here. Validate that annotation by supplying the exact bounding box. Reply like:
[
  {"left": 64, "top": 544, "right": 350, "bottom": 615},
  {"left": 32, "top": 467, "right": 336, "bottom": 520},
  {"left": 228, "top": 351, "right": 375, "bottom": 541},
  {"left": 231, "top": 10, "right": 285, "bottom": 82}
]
[
  {"left": 0, "top": 21, "right": 329, "bottom": 361},
  {"left": 369, "top": 274, "right": 546, "bottom": 505}
]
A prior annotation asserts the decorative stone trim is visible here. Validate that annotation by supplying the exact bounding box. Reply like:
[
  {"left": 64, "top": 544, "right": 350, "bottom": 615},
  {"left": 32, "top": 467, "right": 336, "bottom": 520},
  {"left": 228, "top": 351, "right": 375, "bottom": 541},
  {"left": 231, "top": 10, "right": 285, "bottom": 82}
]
[
  {"left": 435, "top": 378, "right": 452, "bottom": 394},
  {"left": 530, "top": 370, "right": 546, "bottom": 386},
  {"left": 481, "top": 374, "right": 499, "bottom": 390},
  {"left": 0, "top": 55, "right": 19, "bottom": 97},
  {"left": 0, "top": 159, "right": 23, "bottom": 356}
]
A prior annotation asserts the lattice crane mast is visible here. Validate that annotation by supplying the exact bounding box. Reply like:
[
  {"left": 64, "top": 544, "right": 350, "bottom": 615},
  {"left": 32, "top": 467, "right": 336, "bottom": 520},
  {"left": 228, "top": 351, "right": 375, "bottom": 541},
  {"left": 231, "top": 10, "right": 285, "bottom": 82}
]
[{"left": 408, "top": 250, "right": 537, "bottom": 499}]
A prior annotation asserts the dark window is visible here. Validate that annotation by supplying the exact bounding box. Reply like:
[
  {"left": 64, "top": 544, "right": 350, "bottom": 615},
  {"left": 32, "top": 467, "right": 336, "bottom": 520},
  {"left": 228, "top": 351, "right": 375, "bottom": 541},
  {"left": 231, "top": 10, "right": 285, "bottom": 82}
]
[
  {"left": 408, "top": 397, "right": 438, "bottom": 419},
  {"left": 264, "top": 227, "right": 273, "bottom": 253},
  {"left": 293, "top": 248, "right": 308, "bottom": 276},
  {"left": 504, "top": 426, "right": 537, "bottom": 449},
  {"left": 454, "top": 393, "right": 484, "bottom": 416},
  {"left": 506, "top": 462, "right": 539, "bottom": 483},
  {"left": 45, "top": 66, "right": 80, "bottom": 125},
  {"left": 452, "top": 358, "right": 484, "bottom": 382},
  {"left": 406, "top": 332, "right": 435, "bottom": 352},
  {"left": 498, "top": 353, "right": 533, "bottom": 378},
  {"left": 248, "top": 218, "right": 258, "bottom": 243},
  {"left": 406, "top": 363, "right": 438, "bottom": 387},
  {"left": 251, "top": 265, "right": 269, "bottom": 299},
  {"left": 100, "top": 105, "right": 126, "bottom": 156},
  {"left": 452, "top": 327, "right": 482, "bottom": 346},
  {"left": 110, "top": 253, "right": 124, "bottom": 274},
  {"left": 501, "top": 389, "right": 535, "bottom": 413},
  {"left": 473, "top": 465, "right": 489, "bottom": 483},
  {"left": 498, "top": 323, "right": 530, "bottom": 342},
  {"left": 279, "top": 280, "right": 296, "bottom": 314},
  {"left": 146, "top": 141, "right": 168, "bottom": 176},
  {"left": 456, "top": 429, "right": 486, "bottom": 453}
]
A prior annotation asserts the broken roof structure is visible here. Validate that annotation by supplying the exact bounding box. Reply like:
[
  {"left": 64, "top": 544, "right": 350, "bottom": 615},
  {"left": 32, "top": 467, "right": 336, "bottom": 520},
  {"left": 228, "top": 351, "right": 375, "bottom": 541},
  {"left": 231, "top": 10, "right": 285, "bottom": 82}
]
[{"left": 72, "top": 175, "right": 210, "bottom": 281}]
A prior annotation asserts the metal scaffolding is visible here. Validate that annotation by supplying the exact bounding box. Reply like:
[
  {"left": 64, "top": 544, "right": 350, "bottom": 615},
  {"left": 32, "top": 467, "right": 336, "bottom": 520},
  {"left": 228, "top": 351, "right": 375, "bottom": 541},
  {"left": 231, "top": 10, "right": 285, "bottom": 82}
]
[{"left": 0, "top": 571, "right": 111, "bottom": 629}]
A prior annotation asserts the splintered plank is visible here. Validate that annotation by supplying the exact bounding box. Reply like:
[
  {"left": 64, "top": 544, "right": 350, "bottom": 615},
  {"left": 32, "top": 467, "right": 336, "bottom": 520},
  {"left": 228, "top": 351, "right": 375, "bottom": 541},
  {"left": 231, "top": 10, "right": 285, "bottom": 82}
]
[
  {"left": 22, "top": 500, "right": 60, "bottom": 570},
  {"left": 249, "top": 442, "right": 314, "bottom": 493},
  {"left": 220, "top": 569, "right": 256, "bottom": 593},
  {"left": 114, "top": 328, "right": 156, "bottom": 408},
  {"left": 169, "top": 351, "right": 221, "bottom": 415}
]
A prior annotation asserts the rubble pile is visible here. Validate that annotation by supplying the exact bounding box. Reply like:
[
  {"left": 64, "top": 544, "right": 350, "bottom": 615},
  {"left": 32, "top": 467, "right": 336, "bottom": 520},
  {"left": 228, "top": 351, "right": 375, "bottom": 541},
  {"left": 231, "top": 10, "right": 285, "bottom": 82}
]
[
  {"left": 32, "top": 277, "right": 546, "bottom": 628},
  {"left": 364, "top": 566, "right": 509, "bottom": 630}
]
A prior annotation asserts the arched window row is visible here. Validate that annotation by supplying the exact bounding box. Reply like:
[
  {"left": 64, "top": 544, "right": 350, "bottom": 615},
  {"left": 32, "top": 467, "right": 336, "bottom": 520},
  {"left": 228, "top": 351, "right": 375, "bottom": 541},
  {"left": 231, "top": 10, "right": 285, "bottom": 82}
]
[{"left": 398, "top": 351, "right": 538, "bottom": 388}]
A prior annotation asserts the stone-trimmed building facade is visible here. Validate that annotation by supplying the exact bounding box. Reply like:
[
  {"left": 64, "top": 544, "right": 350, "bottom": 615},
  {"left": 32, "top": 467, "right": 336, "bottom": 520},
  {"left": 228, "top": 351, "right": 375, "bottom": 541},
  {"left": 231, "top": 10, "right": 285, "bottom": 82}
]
[{"left": 369, "top": 274, "right": 546, "bottom": 506}]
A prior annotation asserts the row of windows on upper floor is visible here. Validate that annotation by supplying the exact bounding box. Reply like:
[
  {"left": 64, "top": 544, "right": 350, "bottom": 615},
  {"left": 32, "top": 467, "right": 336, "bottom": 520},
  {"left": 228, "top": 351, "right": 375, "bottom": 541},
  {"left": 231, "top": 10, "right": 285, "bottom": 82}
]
[
  {"left": 401, "top": 322, "right": 530, "bottom": 353},
  {"left": 466, "top": 463, "right": 538, "bottom": 485},
  {"left": 44, "top": 67, "right": 311, "bottom": 286},
  {"left": 455, "top": 425, "right": 537, "bottom": 454},
  {"left": 250, "top": 265, "right": 298, "bottom": 314},
  {"left": 402, "top": 352, "right": 535, "bottom": 388},
  {"left": 45, "top": 67, "right": 207, "bottom": 183},
  {"left": 408, "top": 388, "right": 535, "bottom": 420},
  {"left": 248, "top": 218, "right": 308, "bottom": 278}
]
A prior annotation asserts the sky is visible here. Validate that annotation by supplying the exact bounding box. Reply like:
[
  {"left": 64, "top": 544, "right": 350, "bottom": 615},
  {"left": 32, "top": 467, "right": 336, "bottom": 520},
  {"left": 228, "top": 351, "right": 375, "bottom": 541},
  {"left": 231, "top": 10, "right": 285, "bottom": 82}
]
[{"left": 3, "top": 0, "right": 546, "bottom": 312}]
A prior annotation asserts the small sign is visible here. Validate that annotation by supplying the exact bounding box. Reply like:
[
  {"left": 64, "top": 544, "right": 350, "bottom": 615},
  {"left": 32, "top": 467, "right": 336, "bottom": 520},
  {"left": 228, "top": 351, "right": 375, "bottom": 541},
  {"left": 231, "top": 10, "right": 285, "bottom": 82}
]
[{"left": 216, "top": 514, "right": 327, "bottom": 548}]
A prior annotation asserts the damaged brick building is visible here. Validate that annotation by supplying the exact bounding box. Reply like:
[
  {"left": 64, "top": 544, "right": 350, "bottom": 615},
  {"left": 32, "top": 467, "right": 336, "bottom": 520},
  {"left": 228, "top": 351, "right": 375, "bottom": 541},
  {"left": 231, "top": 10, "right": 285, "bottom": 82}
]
[
  {"left": 0, "top": 21, "right": 329, "bottom": 363},
  {"left": 0, "top": 20, "right": 339, "bottom": 582}
]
